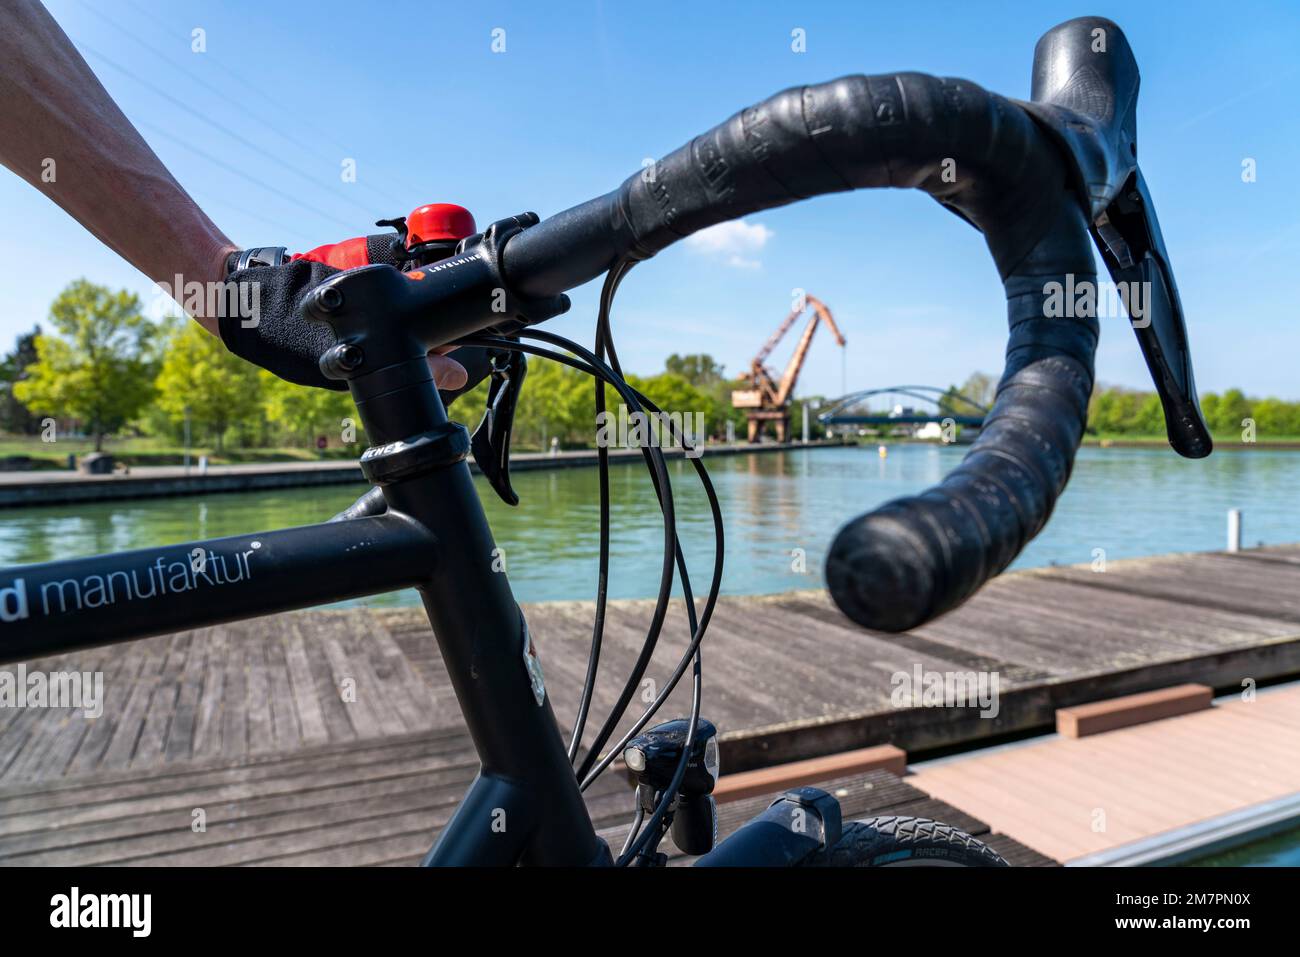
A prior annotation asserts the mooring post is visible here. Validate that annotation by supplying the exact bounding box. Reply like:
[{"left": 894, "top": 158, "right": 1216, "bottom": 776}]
[{"left": 1227, "top": 508, "right": 1242, "bottom": 552}]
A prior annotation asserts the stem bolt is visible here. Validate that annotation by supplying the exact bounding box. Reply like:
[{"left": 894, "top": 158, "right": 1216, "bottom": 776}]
[
  {"left": 317, "top": 285, "right": 345, "bottom": 312},
  {"left": 336, "top": 344, "right": 365, "bottom": 370}
]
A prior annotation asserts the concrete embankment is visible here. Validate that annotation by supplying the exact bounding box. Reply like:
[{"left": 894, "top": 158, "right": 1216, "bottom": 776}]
[{"left": 0, "top": 439, "right": 847, "bottom": 508}]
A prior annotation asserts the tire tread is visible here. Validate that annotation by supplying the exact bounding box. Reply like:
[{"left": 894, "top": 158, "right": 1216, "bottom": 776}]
[{"left": 799, "top": 815, "right": 1009, "bottom": 867}]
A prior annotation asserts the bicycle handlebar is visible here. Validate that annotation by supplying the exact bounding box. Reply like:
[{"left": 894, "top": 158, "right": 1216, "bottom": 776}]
[
  {"left": 497, "top": 57, "right": 1095, "bottom": 633},
  {"left": 310, "top": 17, "right": 1208, "bottom": 633}
]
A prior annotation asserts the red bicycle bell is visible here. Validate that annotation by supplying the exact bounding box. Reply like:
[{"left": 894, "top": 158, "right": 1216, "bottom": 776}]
[{"left": 405, "top": 203, "right": 477, "bottom": 249}]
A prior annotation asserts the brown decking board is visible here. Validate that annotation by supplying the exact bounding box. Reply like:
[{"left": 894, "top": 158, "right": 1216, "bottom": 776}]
[
  {"left": 911, "top": 682, "right": 1300, "bottom": 864},
  {"left": 1056, "top": 684, "right": 1213, "bottom": 738},
  {"left": 3, "top": 546, "right": 1300, "bottom": 786},
  {"left": 0, "top": 733, "right": 1052, "bottom": 866}
]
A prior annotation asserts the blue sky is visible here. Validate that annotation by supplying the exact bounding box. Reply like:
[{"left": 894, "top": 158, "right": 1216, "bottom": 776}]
[{"left": 2, "top": 0, "right": 1298, "bottom": 399}]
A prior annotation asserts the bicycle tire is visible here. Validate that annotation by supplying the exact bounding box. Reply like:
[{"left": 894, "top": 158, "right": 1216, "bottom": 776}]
[{"left": 797, "top": 816, "right": 1009, "bottom": 868}]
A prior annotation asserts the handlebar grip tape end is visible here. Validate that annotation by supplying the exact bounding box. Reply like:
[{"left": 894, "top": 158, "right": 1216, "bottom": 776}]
[{"left": 827, "top": 201, "right": 1098, "bottom": 633}]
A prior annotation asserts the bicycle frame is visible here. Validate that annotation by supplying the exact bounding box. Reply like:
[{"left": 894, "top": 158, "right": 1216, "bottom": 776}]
[{"left": 0, "top": 364, "right": 611, "bottom": 866}]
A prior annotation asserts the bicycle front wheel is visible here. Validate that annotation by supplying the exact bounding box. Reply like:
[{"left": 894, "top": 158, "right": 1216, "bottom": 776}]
[{"left": 797, "top": 816, "right": 1009, "bottom": 867}]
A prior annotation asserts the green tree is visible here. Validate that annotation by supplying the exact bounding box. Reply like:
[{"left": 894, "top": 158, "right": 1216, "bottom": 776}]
[
  {"left": 1208, "top": 388, "right": 1251, "bottom": 436},
  {"left": 261, "top": 371, "right": 361, "bottom": 451},
  {"left": 1250, "top": 397, "right": 1300, "bottom": 438},
  {"left": 939, "top": 384, "right": 987, "bottom": 418},
  {"left": 13, "top": 281, "right": 158, "bottom": 450},
  {"left": 154, "top": 322, "right": 262, "bottom": 451},
  {"left": 959, "top": 371, "right": 998, "bottom": 410},
  {"left": 1133, "top": 392, "right": 1166, "bottom": 435},
  {"left": 665, "top": 353, "right": 725, "bottom": 387},
  {"left": 0, "top": 326, "right": 41, "bottom": 435},
  {"left": 788, "top": 395, "right": 829, "bottom": 440},
  {"left": 512, "top": 357, "right": 591, "bottom": 448}
]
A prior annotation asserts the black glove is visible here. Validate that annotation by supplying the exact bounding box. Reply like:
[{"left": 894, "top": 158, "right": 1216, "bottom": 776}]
[{"left": 219, "top": 238, "right": 492, "bottom": 405}]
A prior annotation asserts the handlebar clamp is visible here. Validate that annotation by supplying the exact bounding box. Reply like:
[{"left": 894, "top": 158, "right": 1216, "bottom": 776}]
[{"left": 303, "top": 212, "right": 571, "bottom": 384}]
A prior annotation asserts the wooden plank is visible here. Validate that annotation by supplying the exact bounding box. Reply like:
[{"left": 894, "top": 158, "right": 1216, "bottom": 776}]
[
  {"left": 98, "top": 633, "right": 170, "bottom": 770},
  {"left": 283, "top": 622, "right": 330, "bottom": 746},
  {"left": 218, "top": 629, "right": 249, "bottom": 759},
  {"left": 66, "top": 643, "right": 148, "bottom": 776},
  {"left": 2, "top": 763, "right": 481, "bottom": 866},
  {"left": 364, "top": 619, "right": 435, "bottom": 733},
  {"left": 165, "top": 631, "right": 208, "bottom": 761},
  {"left": 302, "top": 624, "right": 356, "bottom": 744},
  {"left": 3, "top": 647, "right": 109, "bottom": 781},
  {"left": 133, "top": 633, "right": 190, "bottom": 767},
  {"left": 0, "top": 740, "right": 479, "bottom": 840},
  {"left": 190, "top": 627, "right": 227, "bottom": 759},
  {"left": 1057, "top": 684, "right": 1213, "bottom": 737},
  {"left": 340, "top": 620, "right": 410, "bottom": 737},
  {"left": 264, "top": 628, "right": 302, "bottom": 752},
  {"left": 0, "top": 728, "right": 469, "bottom": 812},
  {"left": 242, "top": 630, "right": 275, "bottom": 755},
  {"left": 0, "top": 753, "right": 479, "bottom": 859}
]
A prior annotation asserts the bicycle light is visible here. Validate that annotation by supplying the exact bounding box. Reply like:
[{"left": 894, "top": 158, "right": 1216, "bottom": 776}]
[
  {"left": 623, "top": 718, "right": 719, "bottom": 795},
  {"left": 623, "top": 719, "right": 721, "bottom": 857}
]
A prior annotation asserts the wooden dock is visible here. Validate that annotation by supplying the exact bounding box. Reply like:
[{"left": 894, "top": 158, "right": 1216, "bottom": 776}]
[
  {"left": 1, "top": 543, "right": 1298, "bottom": 864},
  {"left": 8, "top": 545, "right": 1300, "bottom": 784},
  {"left": 0, "top": 732, "right": 1054, "bottom": 866}
]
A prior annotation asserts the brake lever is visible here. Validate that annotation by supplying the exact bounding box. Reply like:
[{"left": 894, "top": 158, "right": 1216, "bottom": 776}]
[
  {"left": 1018, "top": 16, "right": 1212, "bottom": 460},
  {"left": 471, "top": 349, "right": 528, "bottom": 506},
  {"left": 1090, "top": 170, "right": 1211, "bottom": 458}
]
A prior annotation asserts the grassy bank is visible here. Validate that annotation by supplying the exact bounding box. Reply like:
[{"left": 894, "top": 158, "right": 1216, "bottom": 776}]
[
  {"left": 1083, "top": 432, "right": 1300, "bottom": 448},
  {"left": 0, "top": 435, "right": 358, "bottom": 469}
]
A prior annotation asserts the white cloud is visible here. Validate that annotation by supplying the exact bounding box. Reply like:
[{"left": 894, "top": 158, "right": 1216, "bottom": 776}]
[{"left": 684, "top": 220, "right": 773, "bottom": 269}]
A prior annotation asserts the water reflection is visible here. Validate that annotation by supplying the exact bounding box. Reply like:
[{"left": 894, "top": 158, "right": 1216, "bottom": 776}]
[{"left": 1, "top": 445, "right": 1296, "bottom": 607}]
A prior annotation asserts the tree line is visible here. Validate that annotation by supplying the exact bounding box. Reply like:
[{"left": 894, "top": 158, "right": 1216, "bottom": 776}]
[
  {"left": 2, "top": 280, "right": 357, "bottom": 453},
  {"left": 939, "top": 371, "right": 1300, "bottom": 439},
  {"left": 3, "top": 280, "right": 1294, "bottom": 455},
  {"left": 0, "top": 280, "right": 794, "bottom": 455}
]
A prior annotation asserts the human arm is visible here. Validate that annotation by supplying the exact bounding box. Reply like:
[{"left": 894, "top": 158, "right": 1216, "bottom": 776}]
[{"left": 0, "top": 0, "right": 234, "bottom": 334}]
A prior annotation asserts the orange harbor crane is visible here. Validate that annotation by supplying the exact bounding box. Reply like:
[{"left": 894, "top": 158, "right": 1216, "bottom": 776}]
[{"left": 731, "top": 294, "right": 846, "bottom": 442}]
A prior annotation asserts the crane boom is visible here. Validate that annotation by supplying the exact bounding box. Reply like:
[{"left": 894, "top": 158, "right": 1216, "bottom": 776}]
[
  {"left": 731, "top": 294, "right": 846, "bottom": 442},
  {"left": 775, "top": 295, "right": 844, "bottom": 404},
  {"left": 755, "top": 306, "right": 802, "bottom": 365}
]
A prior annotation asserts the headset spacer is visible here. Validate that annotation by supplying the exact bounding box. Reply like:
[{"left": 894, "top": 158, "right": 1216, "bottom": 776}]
[{"left": 360, "top": 424, "right": 470, "bottom": 485}]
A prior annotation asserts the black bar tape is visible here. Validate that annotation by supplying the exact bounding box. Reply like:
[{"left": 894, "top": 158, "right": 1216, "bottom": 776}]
[
  {"left": 827, "top": 198, "right": 1097, "bottom": 631},
  {"left": 501, "top": 71, "right": 1099, "bottom": 631},
  {"left": 503, "top": 73, "right": 1066, "bottom": 296}
]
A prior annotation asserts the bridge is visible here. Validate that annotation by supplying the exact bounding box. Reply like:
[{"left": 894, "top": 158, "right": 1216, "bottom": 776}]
[{"left": 817, "top": 385, "right": 988, "bottom": 427}]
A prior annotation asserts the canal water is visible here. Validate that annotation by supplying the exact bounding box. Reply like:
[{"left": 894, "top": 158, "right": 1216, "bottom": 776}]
[
  {"left": 2, "top": 444, "right": 1297, "bottom": 608},
  {"left": 1185, "top": 825, "right": 1300, "bottom": 866}
]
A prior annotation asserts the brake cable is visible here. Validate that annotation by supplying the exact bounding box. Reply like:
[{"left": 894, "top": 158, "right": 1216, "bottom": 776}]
[
  {"left": 575, "top": 305, "right": 725, "bottom": 789},
  {"left": 463, "top": 261, "right": 724, "bottom": 864},
  {"left": 565, "top": 261, "right": 633, "bottom": 762},
  {"left": 584, "top": 336, "right": 719, "bottom": 863}
]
